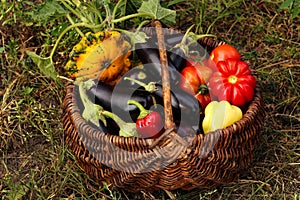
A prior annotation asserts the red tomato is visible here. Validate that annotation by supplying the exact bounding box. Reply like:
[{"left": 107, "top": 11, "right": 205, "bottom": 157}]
[
  {"left": 180, "top": 59, "right": 213, "bottom": 109},
  {"left": 210, "top": 44, "right": 241, "bottom": 65}
]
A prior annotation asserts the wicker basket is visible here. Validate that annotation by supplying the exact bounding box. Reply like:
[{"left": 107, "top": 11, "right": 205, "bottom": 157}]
[{"left": 62, "top": 26, "right": 266, "bottom": 192}]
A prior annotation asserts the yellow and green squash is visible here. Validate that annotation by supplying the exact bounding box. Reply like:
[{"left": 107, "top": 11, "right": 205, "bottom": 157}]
[{"left": 65, "top": 31, "right": 132, "bottom": 86}]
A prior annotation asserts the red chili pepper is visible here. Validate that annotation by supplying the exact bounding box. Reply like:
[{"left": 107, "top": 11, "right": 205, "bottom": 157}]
[{"left": 128, "top": 99, "right": 164, "bottom": 138}]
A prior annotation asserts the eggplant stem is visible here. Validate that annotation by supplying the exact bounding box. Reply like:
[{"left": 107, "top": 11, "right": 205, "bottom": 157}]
[
  {"left": 101, "top": 110, "right": 125, "bottom": 127},
  {"left": 100, "top": 110, "right": 138, "bottom": 137},
  {"left": 124, "top": 77, "right": 157, "bottom": 92}
]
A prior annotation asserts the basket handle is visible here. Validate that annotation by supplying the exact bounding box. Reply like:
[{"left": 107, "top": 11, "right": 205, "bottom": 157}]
[
  {"left": 148, "top": 21, "right": 189, "bottom": 149},
  {"left": 153, "top": 20, "right": 175, "bottom": 130}
]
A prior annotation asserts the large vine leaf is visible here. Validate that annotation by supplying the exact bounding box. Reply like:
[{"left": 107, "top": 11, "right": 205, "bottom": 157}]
[
  {"left": 124, "top": 0, "right": 143, "bottom": 15},
  {"left": 31, "top": 0, "right": 69, "bottom": 24},
  {"left": 137, "top": 0, "right": 176, "bottom": 25},
  {"left": 129, "top": 0, "right": 143, "bottom": 10}
]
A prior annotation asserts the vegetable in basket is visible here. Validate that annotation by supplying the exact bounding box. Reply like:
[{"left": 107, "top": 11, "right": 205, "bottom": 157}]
[
  {"left": 208, "top": 58, "right": 256, "bottom": 107},
  {"left": 128, "top": 100, "right": 164, "bottom": 138},
  {"left": 210, "top": 44, "right": 240, "bottom": 65},
  {"left": 124, "top": 76, "right": 201, "bottom": 127},
  {"left": 64, "top": 31, "right": 132, "bottom": 86},
  {"left": 202, "top": 101, "right": 242, "bottom": 134},
  {"left": 87, "top": 81, "right": 157, "bottom": 122},
  {"left": 99, "top": 109, "right": 139, "bottom": 138},
  {"left": 135, "top": 43, "right": 183, "bottom": 84},
  {"left": 180, "top": 59, "right": 213, "bottom": 109}
]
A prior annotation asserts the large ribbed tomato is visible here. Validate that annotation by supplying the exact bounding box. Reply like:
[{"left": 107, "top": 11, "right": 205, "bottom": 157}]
[{"left": 208, "top": 58, "right": 256, "bottom": 107}]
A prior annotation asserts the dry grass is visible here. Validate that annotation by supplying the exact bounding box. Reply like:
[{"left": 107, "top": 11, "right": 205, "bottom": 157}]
[{"left": 0, "top": 0, "right": 299, "bottom": 199}]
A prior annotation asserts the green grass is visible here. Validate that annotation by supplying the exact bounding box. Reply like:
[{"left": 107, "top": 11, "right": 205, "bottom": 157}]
[{"left": 1, "top": 0, "right": 299, "bottom": 199}]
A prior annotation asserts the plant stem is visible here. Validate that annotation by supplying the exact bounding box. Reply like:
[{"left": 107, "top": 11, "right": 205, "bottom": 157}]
[
  {"left": 128, "top": 100, "right": 150, "bottom": 119},
  {"left": 123, "top": 77, "right": 157, "bottom": 93},
  {"left": 101, "top": 110, "right": 138, "bottom": 137},
  {"left": 193, "top": 34, "right": 216, "bottom": 40},
  {"left": 101, "top": 110, "right": 125, "bottom": 127},
  {"left": 66, "top": 14, "right": 84, "bottom": 37},
  {"left": 182, "top": 24, "right": 195, "bottom": 45},
  {"left": 60, "top": 0, "right": 87, "bottom": 22},
  {"left": 104, "top": 3, "right": 112, "bottom": 29},
  {"left": 111, "top": 0, "right": 124, "bottom": 29},
  {"left": 136, "top": 20, "right": 150, "bottom": 31},
  {"left": 112, "top": 13, "right": 154, "bottom": 24}
]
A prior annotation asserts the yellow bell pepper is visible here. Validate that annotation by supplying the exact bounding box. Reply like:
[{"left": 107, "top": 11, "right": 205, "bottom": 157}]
[{"left": 202, "top": 100, "right": 243, "bottom": 134}]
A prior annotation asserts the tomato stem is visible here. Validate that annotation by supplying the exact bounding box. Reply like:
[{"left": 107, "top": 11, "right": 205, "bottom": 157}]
[{"left": 197, "top": 84, "right": 209, "bottom": 95}]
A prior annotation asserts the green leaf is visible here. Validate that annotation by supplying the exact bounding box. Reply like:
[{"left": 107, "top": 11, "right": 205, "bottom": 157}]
[
  {"left": 119, "top": 122, "right": 139, "bottom": 137},
  {"left": 122, "top": 0, "right": 143, "bottom": 15},
  {"left": 129, "top": 0, "right": 143, "bottom": 10},
  {"left": 279, "top": 0, "right": 294, "bottom": 10},
  {"left": 25, "top": 51, "right": 59, "bottom": 83},
  {"left": 77, "top": 80, "right": 106, "bottom": 127},
  {"left": 121, "top": 29, "right": 149, "bottom": 46},
  {"left": 0, "top": 47, "right": 4, "bottom": 53},
  {"left": 291, "top": 7, "right": 300, "bottom": 18},
  {"left": 32, "top": 0, "right": 68, "bottom": 23},
  {"left": 82, "top": 104, "right": 104, "bottom": 127},
  {"left": 137, "top": 0, "right": 176, "bottom": 25}
]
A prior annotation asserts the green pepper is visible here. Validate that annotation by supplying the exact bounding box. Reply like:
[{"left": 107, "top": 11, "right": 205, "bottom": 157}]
[{"left": 202, "top": 101, "right": 242, "bottom": 134}]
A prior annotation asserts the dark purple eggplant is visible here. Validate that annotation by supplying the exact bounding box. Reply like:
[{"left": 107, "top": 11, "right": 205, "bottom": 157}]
[
  {"left": 120, "top": 67, "right": 200, "bottom": 116},
  {"left": 120, "top": 66, "right": 152, "bottom": 88},
  {"left": 151, "top": 83, "right": 201, "bottom": 127},
  {"left": 168, "top": 47, "right": 187, "bottom": 72},
  {"left": 135, "top": 43, "right": 182, "bottom": 84},
  {"left": 87, "top": 82, "right": 156, "bottom": 122},
  {"left": 164, "top": 33, "right": 184, "bottom": 47},
  {"left": 87, "top": 80, "right": 201, "bottom": 126},
  {"left": 136, "top": 33, "right": 187, "bottom": 71}
]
